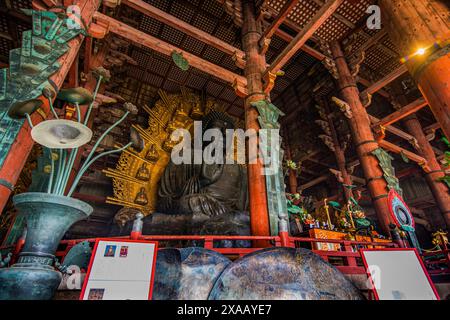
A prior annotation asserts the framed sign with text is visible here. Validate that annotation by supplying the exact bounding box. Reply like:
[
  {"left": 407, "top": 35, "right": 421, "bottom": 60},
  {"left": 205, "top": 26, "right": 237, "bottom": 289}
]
[
  {"left": 360, "top": 248, "right": 439, "bottom": 300},
  {"left": 80, "top": 239, "right": 158, "bottom": 300}
]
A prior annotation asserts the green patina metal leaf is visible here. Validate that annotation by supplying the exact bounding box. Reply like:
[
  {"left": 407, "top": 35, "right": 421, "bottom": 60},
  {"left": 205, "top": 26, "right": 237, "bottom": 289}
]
[
  {"left": 372, "top": 147, "right": 403, "bottom": 196},
  {"left": 438, "top": 176, "right": 450, "bottom": 189},
  {"left": 0, "top": 9, "right": 86, "bottom": 168},
  {"left": 0, "top": 69, "right": 6, "bottom": 101},
  {"left": 172, "top": 51, "right": 189, "bottom": 71},
  {"left": 441, "top": 137, "right": 450, "bottom": 148},
  {"left": 400, "top": 151, "right": 410, "bottom": 163},
  {"left": 350, "top": 197, "right": 359, "bottom": 206},
  {"left": 328, "top": 201, "right": 341, "bottom": 208},
  {"left": 250, "top": 100, "right": 288, "bottom": 235}
]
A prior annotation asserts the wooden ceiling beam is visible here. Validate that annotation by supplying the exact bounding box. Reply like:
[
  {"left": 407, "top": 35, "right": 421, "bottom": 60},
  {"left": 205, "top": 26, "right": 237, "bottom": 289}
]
[
  {"left": 369, "top": 114, "right": 418, "bottom": 143},
  {"left": 123, "top": 72, "right": 240, "bottom": 115},
  {"left": 357, "top": 30, "right": 388, "bottom": 53},
  {"left": 299, "top": 150, "right": 321, "bottom": 162},
  {"left": 122, "top": 0, "right": 245, "bottom": 61},
  {"left": 274, "top": 29, "right": 328, "bottom": 61},
  {"left": 311, "top": 0, "right": 354, "bottom": 28},
  {"left": 300, "top": 175, "right": 329, "bottom": 191},
  {"left": 360, "top": 64, "right": 408, "bottom": 98},
  {"left": 423, "top": 122, "right": 441, "bottom": 133},
  {"left": 266, "top": 2, "right": 393, "bottom": 63},
  {"left": 94, "top": 12, "right": 247, "bottom": 87},
  {"left": 372, "top": 97, "right": 428, "bottom": 128},
  {"left": 357, "top": 76, "right": 390, "bottom": 98},
  {"left": 259, "top": 0, "right": 300, "bottom": 47},
  {"left": 378, "top": 139, "right": 429, "bottom": 171},
  {"left": 0, "top": 6, "right": 30, "bottom": 24},
  {"left": 0, "top": 31, "right": 13, "bottom": 41},
  {"left": 305, "top": 157, "right": 334, "bottom": 169},
  {"left": 266, "top": 0, "right": 344, "bottom": 75},
  {"left": 329, "top": 168, "right": 366, "bottom": 185}
]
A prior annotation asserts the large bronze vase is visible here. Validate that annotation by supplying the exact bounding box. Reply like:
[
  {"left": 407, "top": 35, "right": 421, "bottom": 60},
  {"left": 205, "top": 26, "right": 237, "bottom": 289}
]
[{"left": 0, "top": 193, "right": 92, "bottom": 300}]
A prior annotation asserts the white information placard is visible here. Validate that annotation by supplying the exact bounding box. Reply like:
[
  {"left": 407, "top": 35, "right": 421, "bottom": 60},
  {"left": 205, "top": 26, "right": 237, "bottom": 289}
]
[
  {"left": 80, "top": 239, "right": 158, "bottom": 300},
  {"left": 360, "top": 248, "right": 439, "bottom": 300}
]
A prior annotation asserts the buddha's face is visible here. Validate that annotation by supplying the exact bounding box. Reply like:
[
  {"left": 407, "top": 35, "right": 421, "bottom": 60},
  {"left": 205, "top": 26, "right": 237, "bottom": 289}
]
[
  {"left": 204, "top": 118, "right": 235, "bottom": 152},
  {"left": 207, "top": 119, "right": 234, "bottom": 134}
]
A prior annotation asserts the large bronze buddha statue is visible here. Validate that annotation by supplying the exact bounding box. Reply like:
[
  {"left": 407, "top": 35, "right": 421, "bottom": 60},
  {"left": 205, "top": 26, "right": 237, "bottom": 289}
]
[{"left": 157, "top": 111, "right": 248, "bottom": 220}]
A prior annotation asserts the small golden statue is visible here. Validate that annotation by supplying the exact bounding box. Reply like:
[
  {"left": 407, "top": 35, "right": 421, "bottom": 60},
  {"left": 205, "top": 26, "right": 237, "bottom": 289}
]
[
  {"left": 304, "top": 214, "right": 316, "bottom": 226},
  {"left": 336, "top": 212, "right": 352, "bottom": 231},
  {"left": 190, "top": 100, "right": 203, "bottom": 120},
  {"left": 134, "top": 187, "right": 148, "bottom": 205},
  {"left": 432, "top": 230, "right": 449, "bottom": 249},
  {"left": 145, "top": 144, "right": 159, "bottom": 162},
  {"left": 135, "top": 163, "right": 150, "bottom": 181},
  {"left": 166, "top": 103, "right": 190, "bottom": 134}
]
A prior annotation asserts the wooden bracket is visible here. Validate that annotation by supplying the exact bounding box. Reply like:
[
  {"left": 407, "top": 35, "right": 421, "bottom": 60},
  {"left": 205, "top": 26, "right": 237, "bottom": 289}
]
[
  {"left": 331, "top": 96, "right": 352, "bottom": 119},
  {"left": 361, "top": 91, "right": 372, "bottom": 108},
  {"left": 419, "top": 161, "right": 431, "bottom": 173},
  {"left": 407, "top": 137, "right": 420, "bottom": 150},
  {"left": 259, "top": 37, "right": 271, "bottom": 55},
  {"left": 374, "top": 125, "right": 386, "bottom": 142},
  {"left": 103, "top": 0, "right": 122, "bottom": 8},
  {"left": 42, "top": 0, "right": 59, "bottom": 7},
  {"left": 263, "top": 71, "right": 277, "bottom": 95},
  {"left": 256, "top": 5, "right": 271, "bottom": 23},
  {"left": 233, "top": 79, "right": 248, "bottom": 98},
  {"left": 88, "top": 22, "right": 109, "bottom": 39},
  {"left": 232, "top": 51, "right": 246, "bottom": 69},
  {"left": 350, "top": 50, "right": 365, "bottom": 78}
]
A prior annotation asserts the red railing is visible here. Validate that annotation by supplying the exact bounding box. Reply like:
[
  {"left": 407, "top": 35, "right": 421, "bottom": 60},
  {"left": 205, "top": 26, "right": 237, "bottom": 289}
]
[
  {"left": 53, "top": 233, "right": 397, "bottom": 275},
  {"left": 422, "top": 249, "right": 450, "bottom": 276}
]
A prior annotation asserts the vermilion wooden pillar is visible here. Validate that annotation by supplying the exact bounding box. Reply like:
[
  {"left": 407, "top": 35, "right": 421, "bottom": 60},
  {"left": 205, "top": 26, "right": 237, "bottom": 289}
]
[
  {"left": 324, "top": 100, "right": 353, "bottom": 201},
  {"left": 242, "top": 1, "right": 271, "bottom": 245},
  {"left": 330, "top": 41, "right": 393, "bottom": 235},
  {"left": 404, "top": 115, "right": 450, "bottom": 229},
  {"left": 380, "top": 0, "right": 450, "bottom": 139},
  {"left": 333, "top": 143, "right": 353, "bottom": 201},
  {"left": 392, "top": 83, "right": 450, "bottom": 229},
  {"left": 0, "top": 0, "right": 100, "bottom": 213}
]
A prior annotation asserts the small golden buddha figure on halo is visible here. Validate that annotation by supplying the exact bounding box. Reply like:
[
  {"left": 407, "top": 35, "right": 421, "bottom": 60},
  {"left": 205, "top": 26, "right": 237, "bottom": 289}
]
[
  {"left": 134, "top": 187, "right": 148, "bottom": 206},
  {"left": 166, "top": 103, "right": 190, "bottom": 134},
  {"left": 135, "top": 163, "right": 150, "bottom": 181},
  {"left": 145, "top": 144, "right": 159, "bottom": 162},
  {"left": 190, "top": 99, "right": 203, "bottom": 120}
]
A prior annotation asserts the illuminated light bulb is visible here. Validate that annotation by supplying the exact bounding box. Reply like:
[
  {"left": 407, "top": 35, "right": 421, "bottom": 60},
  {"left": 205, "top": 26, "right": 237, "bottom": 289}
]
[{"left": 416, "top": 48, "right": 426, "bottom": 55}]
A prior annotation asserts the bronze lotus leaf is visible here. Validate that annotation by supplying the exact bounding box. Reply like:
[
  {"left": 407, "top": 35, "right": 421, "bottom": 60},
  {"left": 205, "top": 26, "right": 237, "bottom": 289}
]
[
  {"left": 42, "top": 86, "right": 56, "bottom": 99},
  {"left": 92, "top": 67, "right": 111, "bottom": 81},
  {"left": 130, "top": 127, "right": 145, "bottom": 152},
  {"left": 123, "top": 102, "right": 138, "bottom": 115},
  {"left": 31, "top": 119, "right": 93, "bottom": 149},
  {"left": 8, "top": 99, "right": 43, "bottom": 119},
  {"left": 57, "top": 87, "right": 93, "bottom": 105}
]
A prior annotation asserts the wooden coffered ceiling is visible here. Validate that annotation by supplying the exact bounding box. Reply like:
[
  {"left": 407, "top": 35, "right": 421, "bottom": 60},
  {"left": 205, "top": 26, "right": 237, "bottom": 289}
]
[{"left": 0, "top": 0, "right": 408, "bottom": 117}]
